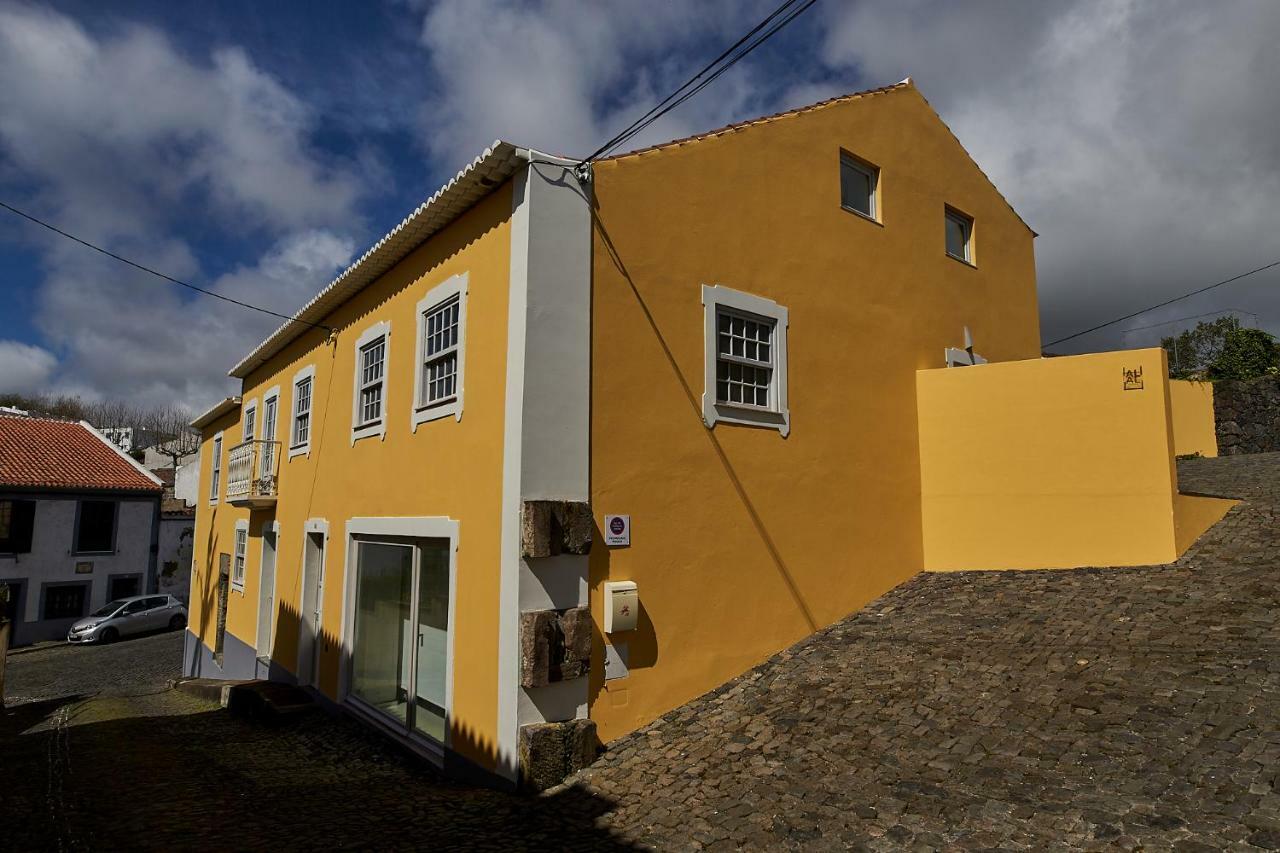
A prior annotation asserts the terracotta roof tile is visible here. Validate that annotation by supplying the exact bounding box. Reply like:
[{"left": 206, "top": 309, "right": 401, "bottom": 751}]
[{"left": 0, "top": 415, "right": 163, "bottom": 493}]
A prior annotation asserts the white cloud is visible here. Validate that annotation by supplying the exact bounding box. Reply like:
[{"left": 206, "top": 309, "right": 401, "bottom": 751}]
[
  {"left": 0, "top": 339, "right": 57, "bottom": 393},
  {"left": 0, "top": 3, "right": 365, "bottom": 409},
  {"left": 817, "top": 0, "right": 1280, "bottom": 351}
]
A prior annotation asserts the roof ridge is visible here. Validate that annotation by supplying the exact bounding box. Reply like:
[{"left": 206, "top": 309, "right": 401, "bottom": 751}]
[{"left": 603, "top": 79, "right": 914, "bottom": 161}]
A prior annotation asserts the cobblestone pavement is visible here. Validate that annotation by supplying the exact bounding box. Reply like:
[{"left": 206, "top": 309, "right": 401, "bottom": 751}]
[
  {"left": 570, "top": 452, "right": 1280, "bottom": 850},
  {"left": 5, "top": 629, "right": 183, "bottom": 705},
  {"left": 3, "top": 454, "right": 1277, "bottom": 851}
]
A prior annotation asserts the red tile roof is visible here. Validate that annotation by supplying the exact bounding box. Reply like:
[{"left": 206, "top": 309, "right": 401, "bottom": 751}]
[{"left": 0, "top": 415, "right": 163, "bottom": 493}]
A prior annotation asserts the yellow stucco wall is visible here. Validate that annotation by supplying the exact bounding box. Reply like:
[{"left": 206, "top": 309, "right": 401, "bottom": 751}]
[
  {"left": 191, "top": 184, "right": 514, "bottom": 769},
  {"left": 919, "top": 348, "right": 1192, "bottom": 571},
  {"left": 587, "top": 83, "right": 1042, "bottom": 741},
  {"left": 191, "top": 408, "right": 244, "bottom": 653},
  {"left": 1169, "top": 379, "right": 1218, "bottom": 457}
]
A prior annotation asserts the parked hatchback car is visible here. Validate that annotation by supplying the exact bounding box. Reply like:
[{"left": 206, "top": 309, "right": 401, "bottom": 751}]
[{"left": 67, "top": 594, "right": 187, "bottom": 644}]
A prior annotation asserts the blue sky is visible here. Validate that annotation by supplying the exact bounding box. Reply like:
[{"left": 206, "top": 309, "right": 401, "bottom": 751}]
[{"left": 1, "top": 1, "right": 1278, "bottom": 409}]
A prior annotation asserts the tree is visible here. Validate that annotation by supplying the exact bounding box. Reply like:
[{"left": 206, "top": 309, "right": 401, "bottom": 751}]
[
  {"left": 142, "top": 404, "right": 201, "bottom": 470},
  {"left": 1208, "top": 327, "right": 1280, "bottom": 381},
  {"left": 1161, "top": 315, "right": 1241, "bottom": 379}
]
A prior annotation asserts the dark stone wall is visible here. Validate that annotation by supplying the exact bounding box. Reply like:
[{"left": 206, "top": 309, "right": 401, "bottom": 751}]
[{"left": 1213, "top": 375, "right": 1280, "bottom": 455}]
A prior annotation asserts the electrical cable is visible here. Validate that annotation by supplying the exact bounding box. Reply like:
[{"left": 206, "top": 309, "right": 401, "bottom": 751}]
[
  {"left": 1121, "top": 308, "right": 1259, "bottom": 335},
  {"left": 1043, "top": 259, "right": 1280, "bottom": 348},
  {"left": 582, "top": 0, "right": 820, "bottom": 164},
  {"left": 0, "top": 199, "right": 333, "bottom": 333}
]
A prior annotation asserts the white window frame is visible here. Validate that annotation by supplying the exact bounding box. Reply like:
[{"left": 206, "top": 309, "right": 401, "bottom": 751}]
[
  {"left": 945, "top": 207, "right": 975, "bottom": 265},
  {"left": 701, "top": 284, "right": 790, "bottom": 437},
  {"left": 289, "top": 364, "right": 316, "bottom": 459},
  {"left": 839, "top": 150, "right": 880, "bottom": 222},
  {"left": 351, "top": 321, "right": 391, "bottom": 445},
  {"left": 232, "top": 519, "right": 249, "bottom": 592},
  {"left": 208, "top": 431, "right": 223, "bottom": 505},
  {"left": 412, "top": 273, "right": 468, "bottom": 430},
  {"left": 338, "top": 515, "right": 459, "bottom": 764},
  {"left": 260, "top": 385, "right": 280, "bottom": 479},
  {"left": 241, "top": 398, "right": 258, "bottom": 444}
]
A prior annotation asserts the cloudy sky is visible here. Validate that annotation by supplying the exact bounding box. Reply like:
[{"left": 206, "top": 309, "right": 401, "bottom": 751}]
[{"left": 1, "top": 0, "right": 1278, "bottom": 410}]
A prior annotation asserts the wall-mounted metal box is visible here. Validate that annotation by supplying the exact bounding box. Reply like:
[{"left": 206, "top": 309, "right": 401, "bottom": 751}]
[{"left": 603, "top": 580, "right": 638, "bottom": 633}]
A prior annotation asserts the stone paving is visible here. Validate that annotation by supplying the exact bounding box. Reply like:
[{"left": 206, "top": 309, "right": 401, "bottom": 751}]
[
  {"left": 2, "top": 453, "right": 1278, "bottom": 851},
  {"left": 570, "top": 452, "right": 1280, "bottom": 850}
]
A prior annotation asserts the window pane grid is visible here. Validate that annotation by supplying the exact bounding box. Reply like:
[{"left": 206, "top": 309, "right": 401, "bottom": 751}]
[
  {"left": 293, "top": 378, "right": 312, "bottom": 446},
  {"left": 421, "top": 297, "right": 460, "bottom": 408},
  {"left": 715, "top": 310, "right": 774, "bottom": 409},
  {"left": 358, "top": 337, "right": 385, "bottom": 425},
  {"left": 233, "top": 529, "right": 246, "bottom": 584}
]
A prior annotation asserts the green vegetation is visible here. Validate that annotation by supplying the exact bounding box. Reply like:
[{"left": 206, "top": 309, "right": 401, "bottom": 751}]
[{"left": 1162, "top": 316, "right": 1279, "bottom": 381}]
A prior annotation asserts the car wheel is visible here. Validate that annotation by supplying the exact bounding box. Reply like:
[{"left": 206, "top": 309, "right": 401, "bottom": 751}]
[
  {"left": 99, "top": 627, "right": 119, "bottom": 644},
  {"left": 169, "top": 614, "right": 187, "bottom": 631}
]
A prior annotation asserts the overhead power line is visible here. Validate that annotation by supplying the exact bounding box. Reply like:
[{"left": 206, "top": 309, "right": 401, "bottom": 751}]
[
  {"left": 582, "top": 0, "right": 821, "bottom": 164},
  {"left": 1121, "top": 308, "right": 1258, "bottom": 335},
  {"left": 1044, "top": 259, "right": 1280, "bottom": 348},
  {"left": 0, "top": 199, "right": 333, "bottom": 333}
]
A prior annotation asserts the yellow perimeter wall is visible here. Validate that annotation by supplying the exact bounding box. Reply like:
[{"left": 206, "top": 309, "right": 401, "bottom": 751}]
[
  {"left": 918, "top": 349, "right": 1233, "bottom": 571},
  {"left": 1169, "top": 379, "right": 1218, "bottom": 457},
  {"left": 191, "top": 184, "right": 514, "bottom": 770},
  {"left": 588, "top": 82, "right": 1042, "bottom": 742}
]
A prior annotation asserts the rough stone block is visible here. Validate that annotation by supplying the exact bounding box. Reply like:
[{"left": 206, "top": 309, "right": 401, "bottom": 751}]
[
  {"left": 521, "top": 500, "right": 593, "bottom": 558},
  {"left": 520, "top": 606, "right": 593, "bottom": 687},
  {"left": 518, "top": 719, "right": 598, "bottom": 792}
]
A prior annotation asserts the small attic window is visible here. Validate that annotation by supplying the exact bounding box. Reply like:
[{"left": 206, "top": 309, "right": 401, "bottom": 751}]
[
  {"left": 945, "top": 208, "right": 974, "bottom": 264},
  {"left": 839, "top": 152, "right": 879, "bottom": 221}
]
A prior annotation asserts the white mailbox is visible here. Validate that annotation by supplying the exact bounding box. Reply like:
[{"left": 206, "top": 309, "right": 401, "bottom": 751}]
[{"left": 603, "top": 581, "right": 638, "bottom": 633}]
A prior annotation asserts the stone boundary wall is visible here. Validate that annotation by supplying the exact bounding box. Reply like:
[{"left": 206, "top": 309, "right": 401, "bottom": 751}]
[{"left": 1213, "top": 374, "right": 1280, "bottom": 455}]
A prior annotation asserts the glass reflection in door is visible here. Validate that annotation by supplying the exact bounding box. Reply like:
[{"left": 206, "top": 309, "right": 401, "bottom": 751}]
[
  {"left": 350, "top": 541, "right": 413, "bottom": 723},
  {"left": 350, "top": 537, "right": 450, "bottom": 743}
]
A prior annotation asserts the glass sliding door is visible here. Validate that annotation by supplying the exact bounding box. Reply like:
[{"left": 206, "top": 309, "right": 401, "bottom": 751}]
[
  {"left": 350, "top": 541, "right": 414, "bottom": 723},
  {"left": 349, "top": 537, "right": 451, "bottom": 745}
]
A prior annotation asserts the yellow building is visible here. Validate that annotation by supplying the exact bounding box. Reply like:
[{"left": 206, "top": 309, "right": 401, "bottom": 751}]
[{"left": 186, "top": 80, "right": 1227, "bottom": 788}]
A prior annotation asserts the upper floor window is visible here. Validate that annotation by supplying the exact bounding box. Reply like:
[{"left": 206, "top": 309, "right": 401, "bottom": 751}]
[
  {"left": 0, "top": 499, "right": 35, "bottom": 554},
  {"left": 352, "top": 321, "right": 391, "bottom": 444},
  {"left": 413, "top": 274, "right": 468, "bottom": 429},
  {"left": 75, "top": 500, "right": 117, "bottom": 553},
  {"left": 242, "top": 401, "right": 257, "bottom": 444},
  {"left": 209, "top": 432, "right": 223, "bottom": 503},
  {"left": 839, "top": 151, "right": 879, "bottom": 221},
  {"left": 232, "top": 522, "right": 248, "bottom": 590},
  {"left": 290, "top": 364, "right": 316, "bottom": 458},
  {"left": 701, "top": 284, "right": 790, "bottom": 437},
  {"left": 945, "top": 208, "right": 974, "bottom": 264}
]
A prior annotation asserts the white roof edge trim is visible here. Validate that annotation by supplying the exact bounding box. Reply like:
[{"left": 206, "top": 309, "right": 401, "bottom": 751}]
[
  {"left": 191, "top": 396, "right": 242, "bottom": 430},
  {"left": 228, "top": 140, "right": 531, "bottom": 380},
  {"left": 79, "top": 420, "right": 165, "bottom": 486}
]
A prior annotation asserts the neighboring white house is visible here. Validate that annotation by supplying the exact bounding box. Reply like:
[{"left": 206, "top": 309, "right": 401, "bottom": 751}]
[
  {"left": 172, "top": 459, "right": 198, "bottom": 506},
  {"left": 0, "top": 414, "right": 164, "bottom": 646}
]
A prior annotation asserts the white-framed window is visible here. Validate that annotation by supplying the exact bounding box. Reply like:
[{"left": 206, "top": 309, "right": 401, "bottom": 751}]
[
  {"left": 242, "top": 399, "right": 258, "bottom": 444},
  {"left": 260, "top": 386, "right": 280, "bottom": 478},
  {"left": 945, "top": 207, "right": 974, "bottom": 264},
  {"left": 839, "top": 151, "right": 879, "bottom": 221},
  {"left": 412, "top": 274, "right": 468, "bottom": 429},
  {"left": 352, "top": 321, "right": 390, "bottom": 444},
  {"left": 232, "top": 520, "right": 248, "bottom": 591},
  {"left": 701, "top": 284, "right": 790, "bottom": 437},
  {"left": 290, "top": 364, "right": 316, "bottom": 459},
  {"left": 209, "top": 432, "right": 223, "bottom": 504}
]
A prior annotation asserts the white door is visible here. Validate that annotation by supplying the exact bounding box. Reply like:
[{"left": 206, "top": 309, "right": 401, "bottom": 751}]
[
  {"left": 298, "top": 529, "right": 325, "bottom": 686},
  {"left": 256, "top": 525, "right": 278, "bottom": 660}
]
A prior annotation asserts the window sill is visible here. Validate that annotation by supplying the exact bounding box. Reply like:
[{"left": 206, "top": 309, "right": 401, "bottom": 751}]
[
  {"left": 946, "top": 252, "right": 977, "bottom": 269},
  {"left": 351, "top": 420, "right": 385, "bottom": 445},
  {"left": 411, "top": 398, "right": 462, "bottom": 431},
  {"left": 72, "top": 550, "right": 116, "bottom": 557},
  {"left": 231, "top": 582, "right": 245, "bottom": 594},
  {"left": 287, "top": 443, "right": 311, "bottom": 461},
  {"left": 840, "top": 205, "right": 883, "bottom": 227},
  {"left": 705, "top": 402, "right": 790, "bottom": 437}
]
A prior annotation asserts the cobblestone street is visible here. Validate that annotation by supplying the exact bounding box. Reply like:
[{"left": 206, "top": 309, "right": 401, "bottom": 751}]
[{"left": 2, "top": 453, "right": 1277, "bottom": 851}]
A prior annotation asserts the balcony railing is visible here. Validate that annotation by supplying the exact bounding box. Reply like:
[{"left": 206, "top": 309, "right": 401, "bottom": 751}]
[{"left": 226, "top": 439, "right": 280, "bottom": 507}]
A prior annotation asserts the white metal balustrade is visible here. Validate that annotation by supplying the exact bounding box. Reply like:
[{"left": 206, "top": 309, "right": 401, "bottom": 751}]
[{"left": 225, "top": 439, "right": 280, "bottom": 507}]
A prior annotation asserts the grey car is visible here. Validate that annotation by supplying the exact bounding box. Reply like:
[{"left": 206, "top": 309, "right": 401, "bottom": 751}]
[{"left": 67, "top": 594, "right": 187, "bottom": 644}]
